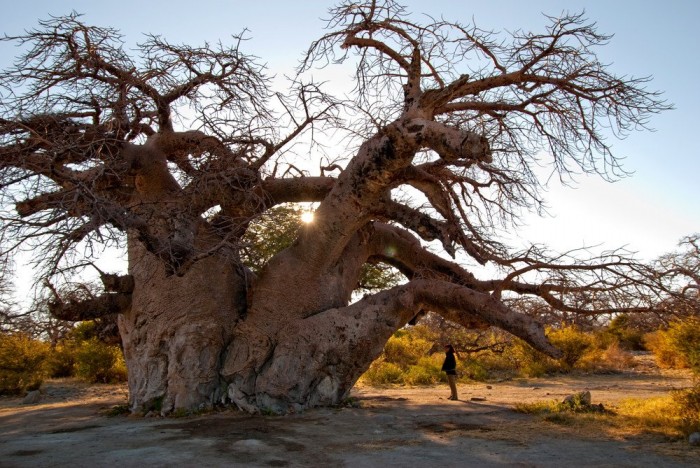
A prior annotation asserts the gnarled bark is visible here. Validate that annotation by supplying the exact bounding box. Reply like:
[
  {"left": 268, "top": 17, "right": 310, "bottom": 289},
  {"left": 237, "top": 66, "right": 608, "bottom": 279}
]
[{"left": 120, "top": 239, "right": 246, "bottom": 413}]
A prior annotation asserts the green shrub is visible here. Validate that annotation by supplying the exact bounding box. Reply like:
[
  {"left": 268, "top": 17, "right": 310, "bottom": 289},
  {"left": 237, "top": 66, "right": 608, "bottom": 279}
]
[
  {"left": 70, "top": 321, "right": 98, "bottom": 342},
  {"left": 673, "top": 384, "right": 700, "bottom": 435},
  {"left": 644, "top": 331, "right": 682, "bottom": 369},
  {"left": 407, "top": 324, "right": 440, "bottom": 343},
  {"left": 0, "top": 333, "right": 49, "bottom": 395},
  {"left": 598, "top": 314, "right": 645, "bottom": 351},
  {"left": 502, "top": 338, "right": 558, "bottom": 377},
  {"left": 44, "top": 320, "right": 128, "bottom": 384},
  {"left": 575, "top": 342, "right": 635, "bottom": 373},
  {"left": 74, "top": 338, "right": 127, "bottom": 384},
  {"left": 547, "top": 326, "right": 593, "bottom": 369},
  {"left": 404, "top": 365, "right": 436, "bottom": 385},
  {"left": 405, "top": 356, "right": 444, "bottom": 385},
  {"left": 459, "top": 359, "right": 490, "bottom": 381},
  {"left": 45, "top": 343, "right": 77, "bottom": 378},
  {"left": 645, "top": 318, "right": 700, "bottom": 373},
  {"left": 361, "top": 321, "right": 648, "bottom": 387},
  {"left": 360, "top": 361, "right": 404, "bottom": 385},
  {"left": 383, "top": 330, "right": 433, "bottom": 368}
]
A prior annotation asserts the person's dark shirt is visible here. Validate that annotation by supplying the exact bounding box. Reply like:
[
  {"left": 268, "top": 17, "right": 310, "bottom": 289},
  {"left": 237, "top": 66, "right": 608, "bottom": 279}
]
[{"left": 441, "top": 351, "right": 456, "bottom": 374}]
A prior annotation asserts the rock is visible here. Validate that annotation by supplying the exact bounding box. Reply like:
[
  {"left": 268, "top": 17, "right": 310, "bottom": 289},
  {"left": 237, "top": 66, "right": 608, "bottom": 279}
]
[
  {"left": 22, "top": 390, "right": 41, "bottom": 405},
  {"left": 486, "top": 385, "right": 493, "bottom": 390},
  {"left": 562, "top": 390, "right": 591, "bottom": 407},
  {"left": 689, "top": 432, "right": 700, "bottom": 446}
]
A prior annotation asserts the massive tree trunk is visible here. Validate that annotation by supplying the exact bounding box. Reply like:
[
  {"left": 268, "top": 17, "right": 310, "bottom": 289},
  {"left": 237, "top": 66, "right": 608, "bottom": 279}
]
[
  {"left": 119, "top": 240, "right": 243, "bottom": 413},
  {"left": 120, "top": 237, "right": 415, "bottom": 414}
]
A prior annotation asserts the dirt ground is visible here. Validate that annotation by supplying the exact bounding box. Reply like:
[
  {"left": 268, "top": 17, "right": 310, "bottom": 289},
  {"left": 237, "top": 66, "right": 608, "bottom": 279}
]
[{"left": 0, "top": 354, "right": 697, "bottom": 467}]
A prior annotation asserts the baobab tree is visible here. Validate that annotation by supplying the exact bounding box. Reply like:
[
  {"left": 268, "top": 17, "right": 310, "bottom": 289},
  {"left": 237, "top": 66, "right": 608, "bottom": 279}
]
[{"left": 0, "top": 1, "right": 670, "bottom": 413}]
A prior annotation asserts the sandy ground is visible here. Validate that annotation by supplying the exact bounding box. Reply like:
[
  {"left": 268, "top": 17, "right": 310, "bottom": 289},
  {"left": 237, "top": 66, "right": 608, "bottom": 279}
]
[{"left": 0, "top": 355, "right": 697, "bottom": 467}]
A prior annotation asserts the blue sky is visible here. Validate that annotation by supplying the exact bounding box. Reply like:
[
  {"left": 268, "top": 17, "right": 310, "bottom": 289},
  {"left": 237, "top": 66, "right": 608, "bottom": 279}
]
[{"left": 1, "top": 1, "right": 698, "bottom": 267}]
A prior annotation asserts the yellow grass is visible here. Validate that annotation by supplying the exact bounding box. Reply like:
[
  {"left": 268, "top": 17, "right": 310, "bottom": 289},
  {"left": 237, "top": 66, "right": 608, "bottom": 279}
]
[{"left": 515, "top": 388, "right": 700, "bottom": 439}]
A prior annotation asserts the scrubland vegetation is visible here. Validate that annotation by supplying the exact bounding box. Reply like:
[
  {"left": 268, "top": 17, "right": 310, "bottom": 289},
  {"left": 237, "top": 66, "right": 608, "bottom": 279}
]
[
  {"left": 497, "top": 316, "right": 699, "bottom": 438},
  {"left": 0, "top": 321, "right": 126, "bottom": 396},
  {"left": 355, "top": 314, "right": 699, "bottom": 438},
  {"left": 359, "top": 318, "right": 640, "bottom": 386}
]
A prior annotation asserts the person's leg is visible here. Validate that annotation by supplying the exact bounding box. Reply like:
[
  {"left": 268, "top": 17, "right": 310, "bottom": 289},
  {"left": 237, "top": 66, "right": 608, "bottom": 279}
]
[{"left": 447, "top": 374, "right": 458, "bottom": 400}]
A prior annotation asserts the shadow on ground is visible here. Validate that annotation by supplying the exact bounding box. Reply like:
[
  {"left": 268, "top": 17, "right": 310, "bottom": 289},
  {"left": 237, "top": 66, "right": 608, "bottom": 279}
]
[{"left": 0, "top": 369, "right": 697, "bottom": 467}]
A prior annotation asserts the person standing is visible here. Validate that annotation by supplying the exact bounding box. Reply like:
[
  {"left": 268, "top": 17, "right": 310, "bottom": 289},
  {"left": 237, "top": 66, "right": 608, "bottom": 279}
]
[{"left": 441, "top": 344, "right": 459, "bottom": 400}]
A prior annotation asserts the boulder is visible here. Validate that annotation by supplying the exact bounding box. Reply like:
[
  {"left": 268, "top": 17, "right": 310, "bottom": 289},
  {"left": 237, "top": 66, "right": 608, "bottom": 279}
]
[{"left": 22, "top": 390, "right": 41, "bottom": 405}]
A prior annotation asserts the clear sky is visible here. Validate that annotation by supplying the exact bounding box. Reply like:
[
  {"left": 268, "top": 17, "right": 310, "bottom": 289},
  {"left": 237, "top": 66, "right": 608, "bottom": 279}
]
[{"left": 1, "top": 0, "right": 698, "bottom": 286}]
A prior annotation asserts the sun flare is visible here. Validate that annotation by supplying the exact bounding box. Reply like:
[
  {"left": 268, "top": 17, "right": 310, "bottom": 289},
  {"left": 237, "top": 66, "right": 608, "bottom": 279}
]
[{"left": 300, "top": 211, "right": 315, "bottom": 223}]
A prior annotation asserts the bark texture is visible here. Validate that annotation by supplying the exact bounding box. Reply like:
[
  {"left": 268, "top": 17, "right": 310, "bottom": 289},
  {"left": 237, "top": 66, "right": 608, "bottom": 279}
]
[{"left": 120, "top": 241, "right": 244, "bottom": 412}]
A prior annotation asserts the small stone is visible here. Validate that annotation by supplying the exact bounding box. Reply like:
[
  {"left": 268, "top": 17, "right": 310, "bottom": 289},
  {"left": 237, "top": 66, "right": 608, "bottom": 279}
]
[
  {"left": 486, "top": 385, "right": 493, "bottom": 390},
  {"left": 689, "top": 432, "right": 700, "bottom": 446},
  {"left": 22, "top": 390, "right": 41, "bottom": 405}
]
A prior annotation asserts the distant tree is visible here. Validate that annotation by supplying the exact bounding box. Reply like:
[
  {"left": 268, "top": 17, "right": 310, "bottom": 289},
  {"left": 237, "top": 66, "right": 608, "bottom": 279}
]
[
  {"left": 0, "top": 2, "right": 670, "bottom": 413},
  {"left": 652, "top": 234, "right": 700, "bottom": 321},
  {"left": 0, "top": 278, "right": 82, "bottom": 345}
]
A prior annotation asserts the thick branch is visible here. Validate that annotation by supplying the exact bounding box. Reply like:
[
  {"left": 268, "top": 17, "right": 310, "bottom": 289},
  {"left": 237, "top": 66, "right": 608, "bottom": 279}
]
[{"left": 48, "top": 293, "right": 132, "bottom": 321}]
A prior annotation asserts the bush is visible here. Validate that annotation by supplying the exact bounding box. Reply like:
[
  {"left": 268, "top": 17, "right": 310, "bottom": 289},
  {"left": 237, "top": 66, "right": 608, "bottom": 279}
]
[
  {"left": 502, "top": 338, "right": 558, "bottom": 377},
  {"left": 383, "top": 330, "right": 433, "bottom": 368},
  {"left": 0, "top": 320, "right": 127, "bottom": 390},
  {"left": 360, "top": 361, "right": 404, "bottom": 385},
  {"left": 0, "top": 333, "right": 49, "bottom": 395},
  {"left": 405, "top": 356, "right": 444, "bottom": 385},
  {"left": 673, "top": 384, "right": 700, "bottom": 436},
  {"left": 645, "top": 318, "right": 700, "bottom": 373},
  {"left": 644, "top": 331, "right": 682, "bottom": 369},
  {"left": 73, "top": 338, "right": 127, "bottom": 384},
  {"left": 598, "top": 314, "right": 645, "bottom": 351},
  {"left": 547, "top": 326, "right": 593, "bottom": 369},
  {"left": 360, "top": 321, "right": 650, "bottom": 387},
  {"left": 45, "top": 343, "right": 77, "bottom": 378},
  {"left": 576, "top": 342, "right": 635, "bottom": 373},
  {"left": 459, "top": 359, "right": 490, "bottom": 381},
  {"left": 44, "top": 320, "right": 128, "bottom": 384}
]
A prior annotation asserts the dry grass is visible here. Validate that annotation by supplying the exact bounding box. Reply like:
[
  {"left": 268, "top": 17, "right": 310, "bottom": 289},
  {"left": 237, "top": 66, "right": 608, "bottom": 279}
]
[{"left": 515, "top": 386, "right": 700, "bottom": 441}]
